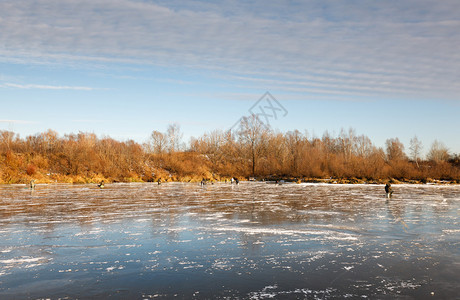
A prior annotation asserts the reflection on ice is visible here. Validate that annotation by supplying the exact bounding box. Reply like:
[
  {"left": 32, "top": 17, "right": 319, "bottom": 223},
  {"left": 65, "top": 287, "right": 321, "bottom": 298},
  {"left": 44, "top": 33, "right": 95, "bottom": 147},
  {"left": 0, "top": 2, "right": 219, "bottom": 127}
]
[{"left": 0, "top": 182, "right": 459, "bottom": 298}]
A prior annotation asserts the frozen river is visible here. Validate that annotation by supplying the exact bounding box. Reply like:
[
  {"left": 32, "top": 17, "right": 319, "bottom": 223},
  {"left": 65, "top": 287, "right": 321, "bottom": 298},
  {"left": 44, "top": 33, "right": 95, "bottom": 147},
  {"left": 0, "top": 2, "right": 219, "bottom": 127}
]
[{"left": 0, "top": 182, "right": 459, "bottom": 299}]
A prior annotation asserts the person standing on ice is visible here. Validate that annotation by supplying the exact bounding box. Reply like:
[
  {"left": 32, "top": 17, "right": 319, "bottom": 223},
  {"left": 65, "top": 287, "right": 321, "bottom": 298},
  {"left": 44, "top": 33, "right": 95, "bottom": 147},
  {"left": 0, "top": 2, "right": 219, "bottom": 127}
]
[{"left": 385, "top": 183, "right": 393, "bottom": 198}]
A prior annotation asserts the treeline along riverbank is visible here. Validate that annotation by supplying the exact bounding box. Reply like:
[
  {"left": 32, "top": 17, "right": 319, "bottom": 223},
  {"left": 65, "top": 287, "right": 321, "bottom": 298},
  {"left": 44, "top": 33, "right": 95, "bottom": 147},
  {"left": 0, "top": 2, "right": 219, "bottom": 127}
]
[{"left": 1, "top": 122, "right": 459, "bottom": 184}]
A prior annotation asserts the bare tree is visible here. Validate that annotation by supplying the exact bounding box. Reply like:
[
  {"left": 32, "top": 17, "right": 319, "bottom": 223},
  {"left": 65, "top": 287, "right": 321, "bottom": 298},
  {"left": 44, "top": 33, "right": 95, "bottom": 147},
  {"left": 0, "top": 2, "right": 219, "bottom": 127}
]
[
  {"left": 427, "top": 140, "right": 450, "bottom": 162},
  {"left": 238, "top": 114, "right": 270, "bottom": 176},
  {"left": 354, "top": 134, "right": 374, "bottom": 158},
  {"left": 166, "top": 123, "right": 183, "bottom": 153},
  {"left": 147, "top": 130, "right": 167, "bottom": 154},
  {"left": 409, "top": 136, "right": 423, "bottom": 168},
  {"left": 385, "top": 138, "right": 407, "bottom": 162},
  {"left": 0, "top": 130, "right": 16, "bottom": 151},
  {"left": 338, "top": 128, "right": 356, "bottom": 161},
  {"left": 285, "top": 130, "right": 304, "bottom": 175}
]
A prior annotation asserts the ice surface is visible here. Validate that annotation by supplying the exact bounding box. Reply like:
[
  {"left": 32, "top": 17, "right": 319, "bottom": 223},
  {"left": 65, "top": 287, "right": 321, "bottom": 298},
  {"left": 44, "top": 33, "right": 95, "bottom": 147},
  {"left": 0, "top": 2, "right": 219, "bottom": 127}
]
[{"left": 0, "top": 182, "right": 459, "bottom": 299}]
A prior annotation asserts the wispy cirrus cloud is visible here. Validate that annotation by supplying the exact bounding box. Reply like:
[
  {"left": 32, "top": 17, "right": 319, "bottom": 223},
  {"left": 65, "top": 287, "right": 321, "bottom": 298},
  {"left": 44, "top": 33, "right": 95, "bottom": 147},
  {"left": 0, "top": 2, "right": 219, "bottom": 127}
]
[
  {"left": 1, "top": 83, "right": 96, "bottom": 91},
  {"left": 71, "top": 119, "right": 105, "bottom": 123},
  {"left": 0, "top": 0, "right": 459, "bottom": 100},
  {"left": 0, "top": 119, "right": 36, "bottom": 124}
]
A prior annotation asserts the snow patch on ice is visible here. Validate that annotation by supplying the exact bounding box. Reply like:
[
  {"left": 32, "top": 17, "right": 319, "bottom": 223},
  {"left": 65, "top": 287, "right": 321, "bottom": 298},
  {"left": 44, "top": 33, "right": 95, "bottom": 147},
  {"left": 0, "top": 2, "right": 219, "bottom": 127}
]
[
  {"left": 207, "top": 226, "right": 358, "bottom": 241},
  {"left": 0, "top": 256, "right": 48, "bottom": 264},
  {"left": 442, "top": 229, "right": 460, "bottom": 234}
]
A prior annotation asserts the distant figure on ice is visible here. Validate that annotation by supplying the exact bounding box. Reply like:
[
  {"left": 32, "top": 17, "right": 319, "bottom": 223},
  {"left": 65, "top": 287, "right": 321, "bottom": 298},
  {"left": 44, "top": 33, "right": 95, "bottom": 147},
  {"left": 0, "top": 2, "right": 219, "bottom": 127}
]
[
  {"left": 97, "top": 181, "right": 105, "bottom": 188},
  {"left": 231, "top": 177, "right": 234, "bottom": 184},
  {"left": 201, "top": 178, "right": 206, "bottom": 186},
  {"left": 157, "top": 178, "right": 161, "bottom": 185},
  {"left": 385, "top": 183, "right": 393, "bottom": 198},
  {"left": 234, "top": 177, "right": 239, "bottom": 185},
  {"left": 29, "top": 179, "right": 36, "bottom": 189}
]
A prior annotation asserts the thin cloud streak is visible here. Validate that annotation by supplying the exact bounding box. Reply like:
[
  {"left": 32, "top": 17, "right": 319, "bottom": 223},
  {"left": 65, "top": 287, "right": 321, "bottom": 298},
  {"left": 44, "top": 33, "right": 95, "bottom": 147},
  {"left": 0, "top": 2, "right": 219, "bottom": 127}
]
[
  {"left": 2, "top": 83, "right": 96, "bottom": 91},
  {"left": 0, "top": 119, "right": 36, "bottom": 124},
  {"left": 71, "top": 120, "right": 106, "bottom": 123}
]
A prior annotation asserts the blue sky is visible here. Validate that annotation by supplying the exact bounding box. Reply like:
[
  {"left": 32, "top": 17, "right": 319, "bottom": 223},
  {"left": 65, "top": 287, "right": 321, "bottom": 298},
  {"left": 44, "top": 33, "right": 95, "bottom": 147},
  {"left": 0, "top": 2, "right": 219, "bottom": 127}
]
[{"left": 1, "top": 0, "right": 459, "bottom": 155}]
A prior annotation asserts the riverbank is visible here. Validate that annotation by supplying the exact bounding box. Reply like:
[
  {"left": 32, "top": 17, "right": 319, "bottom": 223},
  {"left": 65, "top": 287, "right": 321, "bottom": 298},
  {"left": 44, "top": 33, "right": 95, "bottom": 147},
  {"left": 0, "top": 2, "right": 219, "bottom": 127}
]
[{"left": 1, "top": 173, "right": 457, "bottom": 185}]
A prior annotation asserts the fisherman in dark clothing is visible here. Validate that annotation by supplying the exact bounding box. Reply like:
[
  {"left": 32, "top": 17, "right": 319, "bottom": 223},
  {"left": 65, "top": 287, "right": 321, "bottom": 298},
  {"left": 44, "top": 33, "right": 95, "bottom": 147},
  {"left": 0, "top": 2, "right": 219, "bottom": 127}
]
[{"left": 385, "top": 183, "right": 393, "bottom": 198}]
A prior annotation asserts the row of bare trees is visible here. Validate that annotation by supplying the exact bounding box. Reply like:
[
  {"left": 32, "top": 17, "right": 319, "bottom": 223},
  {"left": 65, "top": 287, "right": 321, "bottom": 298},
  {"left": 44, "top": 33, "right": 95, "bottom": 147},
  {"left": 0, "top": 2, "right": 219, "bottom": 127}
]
[
  {"left": 187, "top": 116, "right": 458, "bottom": 180},
  {"left": 1, "top": 117, "right": 459, "bottom": 183}
]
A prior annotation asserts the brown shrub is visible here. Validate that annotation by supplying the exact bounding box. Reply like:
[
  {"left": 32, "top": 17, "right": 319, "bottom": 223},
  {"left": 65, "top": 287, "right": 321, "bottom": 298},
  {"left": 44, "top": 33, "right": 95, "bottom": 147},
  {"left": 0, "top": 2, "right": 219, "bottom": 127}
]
[{"left": 26, "top": 164, "right": 37, "bottom": 175}]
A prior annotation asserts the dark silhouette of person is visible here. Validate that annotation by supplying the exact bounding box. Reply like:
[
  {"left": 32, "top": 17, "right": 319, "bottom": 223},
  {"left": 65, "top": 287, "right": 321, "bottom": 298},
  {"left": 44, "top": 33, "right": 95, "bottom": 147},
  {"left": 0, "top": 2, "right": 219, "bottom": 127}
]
[
  {"left": 385, "top": 183, "right": 393, "bottom": 198},
  {"left": 97, "top": 180, "right": 105, "bottom": 188},
  {"left": 157, "top": 178, "right": 161, "bottom": 185}
]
